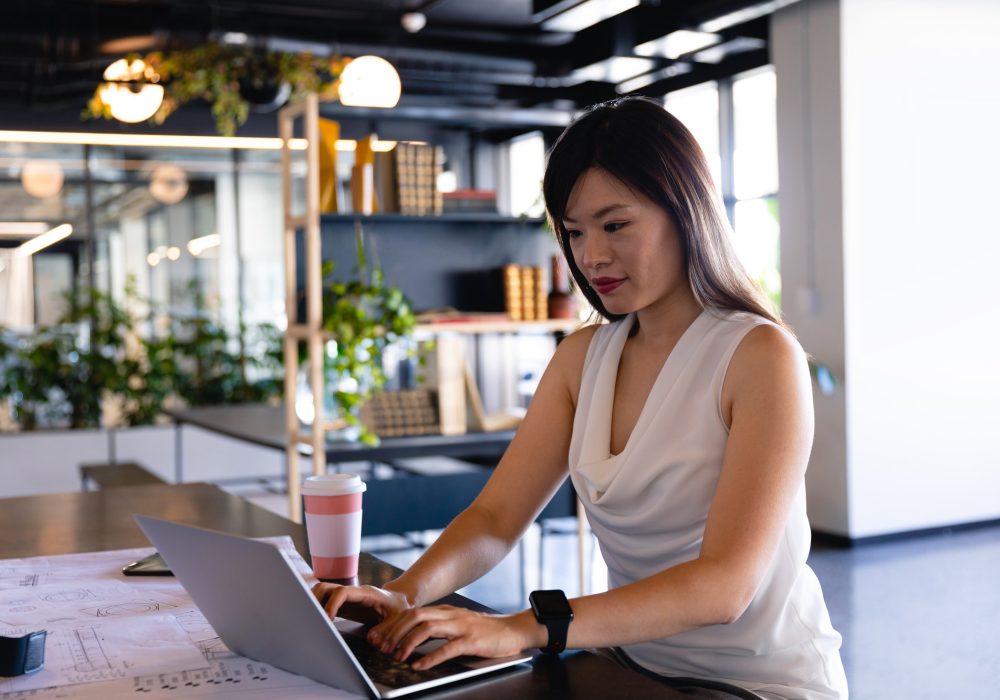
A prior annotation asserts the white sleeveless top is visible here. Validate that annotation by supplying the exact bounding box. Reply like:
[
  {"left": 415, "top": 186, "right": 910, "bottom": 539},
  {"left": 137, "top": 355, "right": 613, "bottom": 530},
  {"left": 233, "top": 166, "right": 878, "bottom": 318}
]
[{"left": 569, "top": 310, "right": 848, "bottom": 700}]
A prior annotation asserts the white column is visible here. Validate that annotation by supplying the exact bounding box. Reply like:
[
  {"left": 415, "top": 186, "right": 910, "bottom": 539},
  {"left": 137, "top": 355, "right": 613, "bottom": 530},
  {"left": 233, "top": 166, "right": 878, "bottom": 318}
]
[{"left": 773, "top": 0, "right": 1000, "bottom": 538}]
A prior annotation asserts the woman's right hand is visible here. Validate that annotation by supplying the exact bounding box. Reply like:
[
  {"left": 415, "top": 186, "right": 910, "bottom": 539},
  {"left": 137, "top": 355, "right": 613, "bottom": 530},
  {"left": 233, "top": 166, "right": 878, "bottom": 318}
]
[{"left": 312, "top": 582, "right": 413, "bottom": 626}]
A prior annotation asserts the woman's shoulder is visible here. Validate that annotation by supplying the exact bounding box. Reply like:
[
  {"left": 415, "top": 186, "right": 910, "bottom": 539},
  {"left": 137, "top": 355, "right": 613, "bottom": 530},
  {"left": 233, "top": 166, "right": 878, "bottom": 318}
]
[
  {"left": 552, "top": 321, "right": 602, "bottom": 366},
  {"left": 546, "top": 320, "right": 614, "bottom": 401},
  {"left": 726, "top": 317, "right": 809, "bottom": 396}
]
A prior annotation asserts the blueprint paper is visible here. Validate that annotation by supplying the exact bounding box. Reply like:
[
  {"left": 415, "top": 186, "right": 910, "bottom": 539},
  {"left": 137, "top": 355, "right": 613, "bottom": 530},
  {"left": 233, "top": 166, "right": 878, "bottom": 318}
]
[
  {"left": 0, "top": 538, "right": 363, "bottom": 700},
  {"left": 1, "top": 613, "right": 206, "bottom": 692}
]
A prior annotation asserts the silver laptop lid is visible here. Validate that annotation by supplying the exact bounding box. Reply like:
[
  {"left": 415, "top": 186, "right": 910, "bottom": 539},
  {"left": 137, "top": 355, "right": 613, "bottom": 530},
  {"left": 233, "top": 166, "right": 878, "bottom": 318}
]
[{"left": 134, "top": 515, "right": 377, "bottom": 698}]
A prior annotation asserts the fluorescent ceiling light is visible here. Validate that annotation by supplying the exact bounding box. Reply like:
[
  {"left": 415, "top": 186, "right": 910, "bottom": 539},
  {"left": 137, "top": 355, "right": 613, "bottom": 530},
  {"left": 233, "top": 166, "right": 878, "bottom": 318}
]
[
  {"left": 187, "top": 233, "right": 222, "bottom": 256},
  {"left": 222, "top": 32, "right": 249, "bottom": 45},
  {"left": 569, "top": 56, "right": 655, "bottom": 84},
  {"left": 699, "top": 0, "right": 799, "bottom": 33},
  {"left": 616, "top": 63, "right": 693, "bottom": 93},
  {"left": 635, "top": 30, "right": 720, "bottom": 59},
  {"left": 692, "top": 37, "right": 767, "bottom": 64},
  {"left": 0, "top": 130, "right": 308, "bottom": 151},
  {"left": 0, "top": 222, "right": 49, "bottom": 236},
  {"left": 333, "top": 139, "right": 399, "bottom": 152},
  {"left": 542, "top": 0, "right": 640, "bottom": 33},
  {"left": 16, "top": 224, "right": 72, "bottom": 257}
]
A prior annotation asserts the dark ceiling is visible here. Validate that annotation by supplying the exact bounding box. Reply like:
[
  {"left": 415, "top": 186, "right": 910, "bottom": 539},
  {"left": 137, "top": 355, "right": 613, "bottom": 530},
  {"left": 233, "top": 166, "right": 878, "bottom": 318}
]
[{"left": 1, "top": 0, "right": 792, "bottom": 134}]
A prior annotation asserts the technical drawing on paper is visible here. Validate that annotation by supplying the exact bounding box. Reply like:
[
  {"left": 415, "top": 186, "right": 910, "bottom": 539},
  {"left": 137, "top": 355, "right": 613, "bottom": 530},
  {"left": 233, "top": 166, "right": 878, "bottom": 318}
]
[
  {"left": 41, "top": 588, "right": 97, "bottom": 603},
  {"left": 83, "top": 598, "right": 179, "bottom": 617},
  {"left": 195, "top": 637, "right": 233, "bottom": 661},
  {"left": 0, "top": 614, "right": 208, "bottom": 694},
  {"left": 0, "top": 570, "right": 42, "bottom": 589}
]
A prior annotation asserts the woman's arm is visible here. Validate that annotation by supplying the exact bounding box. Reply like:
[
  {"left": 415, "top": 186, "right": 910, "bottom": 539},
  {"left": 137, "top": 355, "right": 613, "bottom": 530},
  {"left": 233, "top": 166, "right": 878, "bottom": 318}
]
[
  {"left": 314, "top": 326, "right": 595, "bottom": 619},
  {"left": 377, "top": 323, "right": 815, "bottom": 668}
]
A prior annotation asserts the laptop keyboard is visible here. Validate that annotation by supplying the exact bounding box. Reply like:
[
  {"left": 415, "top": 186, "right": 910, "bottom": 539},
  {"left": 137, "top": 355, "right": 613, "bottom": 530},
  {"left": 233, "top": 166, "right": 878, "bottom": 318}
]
[{"left": 341, "top": 632, "right": 472, "bottom": 689}]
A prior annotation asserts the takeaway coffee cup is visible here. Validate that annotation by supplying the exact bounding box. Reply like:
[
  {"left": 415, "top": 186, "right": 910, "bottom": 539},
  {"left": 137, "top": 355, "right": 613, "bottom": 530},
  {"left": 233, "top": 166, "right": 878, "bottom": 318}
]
[{"left": 302, "top": 473, "right": 367, "bottom": 580}]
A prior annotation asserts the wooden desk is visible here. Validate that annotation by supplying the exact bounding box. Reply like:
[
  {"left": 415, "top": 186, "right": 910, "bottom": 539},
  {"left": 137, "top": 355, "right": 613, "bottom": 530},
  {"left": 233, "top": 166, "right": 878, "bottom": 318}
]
[{"left": 0, "top": 483, "right": 682, "bottom": 699}]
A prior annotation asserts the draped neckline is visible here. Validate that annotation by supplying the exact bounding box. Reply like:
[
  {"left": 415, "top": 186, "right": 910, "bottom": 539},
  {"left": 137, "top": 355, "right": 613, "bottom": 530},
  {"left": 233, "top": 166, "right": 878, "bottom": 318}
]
[{"left": 589, "top": 309, "right": 713, "bottom": 463}]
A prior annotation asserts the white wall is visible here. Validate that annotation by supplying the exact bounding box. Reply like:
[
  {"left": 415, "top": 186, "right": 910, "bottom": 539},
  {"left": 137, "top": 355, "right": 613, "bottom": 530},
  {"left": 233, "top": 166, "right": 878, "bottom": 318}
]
[
  {"left": 0, "top": 425, "right": 286, "bottom": 499},
  {"left": 774, "top": 0, "right": 1000, "bottom": 538},
  {"left": 0, "top": 430, "right": 108, "bottom": 496}
]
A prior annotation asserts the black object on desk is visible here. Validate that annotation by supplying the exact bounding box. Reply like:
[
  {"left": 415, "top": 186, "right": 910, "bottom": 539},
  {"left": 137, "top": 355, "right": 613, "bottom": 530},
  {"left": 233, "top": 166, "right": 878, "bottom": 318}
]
[
  {"left": 122, "top": 551, "right": 173, "bottom": 576},
  {"left": 0, "top": 631, "right": 46, "bottom": 677}
]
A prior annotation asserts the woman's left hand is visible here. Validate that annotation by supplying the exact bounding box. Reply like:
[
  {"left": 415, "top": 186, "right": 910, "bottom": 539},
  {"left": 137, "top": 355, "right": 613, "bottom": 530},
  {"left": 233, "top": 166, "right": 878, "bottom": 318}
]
[{"left": 368, "top": 605, "right": 543, "bottom": 670}]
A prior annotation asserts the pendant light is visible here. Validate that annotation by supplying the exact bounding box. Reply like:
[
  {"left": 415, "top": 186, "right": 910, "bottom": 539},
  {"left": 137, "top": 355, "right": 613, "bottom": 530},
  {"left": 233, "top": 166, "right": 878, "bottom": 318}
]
[
  {"left": 338, "top": 56, "right": 401, "bottom": 109},
  {"left": 20, "top": 160, "right": 64, "bottom": 198},
  {"left": 149, "top": 164, "right": 189, "bottom": 204},
  {"left": 101, "top": 58, "right": 164, "bottom": 124}
]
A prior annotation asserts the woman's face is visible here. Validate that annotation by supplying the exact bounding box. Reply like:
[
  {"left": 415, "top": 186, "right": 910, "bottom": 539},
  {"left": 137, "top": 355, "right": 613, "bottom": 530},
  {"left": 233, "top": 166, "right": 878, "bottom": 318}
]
[{"left": 563, "top": 167, "right": 688, "bottom": 317}]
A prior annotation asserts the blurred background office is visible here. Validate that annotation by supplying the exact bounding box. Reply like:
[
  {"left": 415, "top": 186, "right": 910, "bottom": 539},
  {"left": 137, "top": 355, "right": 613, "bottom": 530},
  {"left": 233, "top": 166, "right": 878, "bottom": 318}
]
[{"left": 0, "top": 1, "right": 998, "bottom": 697}]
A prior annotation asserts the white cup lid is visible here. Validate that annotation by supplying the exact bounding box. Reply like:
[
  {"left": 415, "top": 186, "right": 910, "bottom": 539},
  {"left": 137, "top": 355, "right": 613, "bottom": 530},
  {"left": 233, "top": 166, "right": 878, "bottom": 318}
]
[{"left": 301, "top": 473, "right": 367, "bottom": 496}]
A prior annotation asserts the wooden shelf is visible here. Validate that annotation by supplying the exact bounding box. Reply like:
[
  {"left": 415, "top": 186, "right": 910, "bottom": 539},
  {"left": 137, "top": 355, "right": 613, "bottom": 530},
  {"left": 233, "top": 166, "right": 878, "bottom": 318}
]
[
  {"left": 415, "top": 318, "right": 583, "bottom": 335},
  {"left": 287, "top": 318, "right": 584, "bottom": 340},
  {"left": 320, "top": 213, "right": 545, "bottom": 225}
]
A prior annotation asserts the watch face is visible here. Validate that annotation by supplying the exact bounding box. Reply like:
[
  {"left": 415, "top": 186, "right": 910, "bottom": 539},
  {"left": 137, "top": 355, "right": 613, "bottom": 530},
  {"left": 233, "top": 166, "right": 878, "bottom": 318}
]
[{"left": 531, "top": 590, "right": 573, "bottom": 619}]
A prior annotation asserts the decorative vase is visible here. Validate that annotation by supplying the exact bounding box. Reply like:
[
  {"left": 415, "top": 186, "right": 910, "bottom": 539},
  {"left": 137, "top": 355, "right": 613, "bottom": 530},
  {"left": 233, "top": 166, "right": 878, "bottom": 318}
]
[{"left": 547, "top": 255, "right": 576, "bottom": 319}]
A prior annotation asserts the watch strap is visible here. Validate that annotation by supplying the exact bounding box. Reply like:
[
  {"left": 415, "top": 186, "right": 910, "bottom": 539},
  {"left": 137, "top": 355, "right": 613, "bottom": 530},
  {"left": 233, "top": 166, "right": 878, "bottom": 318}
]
[
  {"left": 0, "top": 631, "right": 47, "bottom": 677},
  {"left": 541, "top": 617, "right": 570, "bottom": 654}
]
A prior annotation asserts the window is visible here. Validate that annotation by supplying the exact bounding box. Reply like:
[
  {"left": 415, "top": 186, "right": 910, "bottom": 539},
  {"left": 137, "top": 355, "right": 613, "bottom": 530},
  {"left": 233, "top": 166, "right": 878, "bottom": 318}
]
[
  {"left": 665, "top": 66, "right": 781, "bottom": 305},
  {"left": 665, "top": 82, "right": 722, "bottom": 190},
  {"left": 508, "top": 131, "right": 546, "bottom": 217},
  {"left": 732, "top": 66, "right": 780, "bottom": 304}
]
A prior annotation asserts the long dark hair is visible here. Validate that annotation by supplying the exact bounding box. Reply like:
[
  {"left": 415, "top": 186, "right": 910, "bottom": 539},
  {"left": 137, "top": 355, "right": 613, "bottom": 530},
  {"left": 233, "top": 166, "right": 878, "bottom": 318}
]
[{"left": 542, "top": 96, "right": 782, "bottom": 327}]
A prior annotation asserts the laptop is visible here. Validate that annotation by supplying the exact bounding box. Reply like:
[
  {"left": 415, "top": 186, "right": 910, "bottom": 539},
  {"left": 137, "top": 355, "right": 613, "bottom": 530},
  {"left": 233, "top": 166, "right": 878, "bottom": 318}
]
[{"left": 134, "top": 515, "right": 530, "bottom": 698}]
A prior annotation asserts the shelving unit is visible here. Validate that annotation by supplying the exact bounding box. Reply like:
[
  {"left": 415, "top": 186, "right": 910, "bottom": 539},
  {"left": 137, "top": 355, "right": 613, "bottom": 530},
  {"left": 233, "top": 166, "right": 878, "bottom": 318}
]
[
  {"left": 320, "top": 213, "right": 545, "bottom": 225},
  {"left": 279, "top": 94, "right": 326, "bottom": 523},
  {"left": 279, "top": 98, "right": 588, "bottom": 590}
]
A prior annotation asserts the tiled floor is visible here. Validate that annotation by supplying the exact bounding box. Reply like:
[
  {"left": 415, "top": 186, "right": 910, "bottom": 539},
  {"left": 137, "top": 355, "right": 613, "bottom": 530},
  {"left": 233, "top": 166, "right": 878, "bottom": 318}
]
[{"left": 235, "top": 486, "right": 1000, "bottom": 699}]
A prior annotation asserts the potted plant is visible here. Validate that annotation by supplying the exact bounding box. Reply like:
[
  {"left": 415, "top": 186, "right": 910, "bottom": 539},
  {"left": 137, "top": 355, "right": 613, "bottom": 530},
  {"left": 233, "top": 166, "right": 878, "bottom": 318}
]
[{"left": 311, "top": 225, "right": 418, "bottom": 445}]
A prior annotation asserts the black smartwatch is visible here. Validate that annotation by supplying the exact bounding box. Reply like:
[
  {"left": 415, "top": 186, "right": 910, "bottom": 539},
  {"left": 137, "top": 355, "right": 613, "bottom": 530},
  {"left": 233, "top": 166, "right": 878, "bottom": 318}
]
[
  {"left": 0, "top": 631, "right": 46, "bottom": 677},
  {"left": 528, "top": 589, "right": 574, "bottom": 654}
]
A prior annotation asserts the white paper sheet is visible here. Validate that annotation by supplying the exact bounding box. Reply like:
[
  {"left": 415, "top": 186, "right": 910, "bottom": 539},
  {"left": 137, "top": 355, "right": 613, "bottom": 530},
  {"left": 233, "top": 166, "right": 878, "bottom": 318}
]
[{"left": 0, "top": 538, "right": 363, "bottom": 700}]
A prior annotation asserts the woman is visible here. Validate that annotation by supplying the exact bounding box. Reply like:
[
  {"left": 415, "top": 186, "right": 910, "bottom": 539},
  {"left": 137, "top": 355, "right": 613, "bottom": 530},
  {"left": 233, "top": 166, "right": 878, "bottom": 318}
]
[{"left": 314, "top": 96, "right": 848, "bottom": 700}]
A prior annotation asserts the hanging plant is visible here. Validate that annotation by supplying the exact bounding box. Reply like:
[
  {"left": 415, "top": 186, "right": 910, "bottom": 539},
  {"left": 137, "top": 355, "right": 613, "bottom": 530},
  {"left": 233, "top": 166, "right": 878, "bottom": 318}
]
[{"left": 84, "top": 44, "right": 346, "bottom": 136}]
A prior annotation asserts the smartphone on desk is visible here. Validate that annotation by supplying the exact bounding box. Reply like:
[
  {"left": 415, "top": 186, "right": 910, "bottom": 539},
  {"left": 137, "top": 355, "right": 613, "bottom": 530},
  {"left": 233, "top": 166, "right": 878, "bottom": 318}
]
[{"left": 122, "top": 552, "right": 173, "bottom": 576}]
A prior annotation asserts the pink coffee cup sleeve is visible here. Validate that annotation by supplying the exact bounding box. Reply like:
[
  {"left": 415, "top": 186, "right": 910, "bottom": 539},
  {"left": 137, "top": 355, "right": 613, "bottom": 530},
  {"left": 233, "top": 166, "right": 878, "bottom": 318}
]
[{"left": 304, "top": 493, "right": 363, "bottom": 515}]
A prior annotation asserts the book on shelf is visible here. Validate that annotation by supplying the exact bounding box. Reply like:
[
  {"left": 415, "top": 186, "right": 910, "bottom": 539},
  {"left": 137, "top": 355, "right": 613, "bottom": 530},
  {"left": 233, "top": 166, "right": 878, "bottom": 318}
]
[
  {"left": 393, "top": 142, "right": 443, "bottom": 216},
  {"left": 374, "top": 150, "right": 398, "bottom": 213},
  {"left": 442, "top": 189, "right": 497, "bottom": 214},
  {"left": 503, "top": 264, "right": 522, "bottom": 321},
  {"left": 501, "top": 264, "right": 546, "bottom": 322},
  {"left": 317, "top": 118, "right": 341, "bottom": 213},
  {"left": 420, "top": 334, "right": 467, "bottom": 436}
]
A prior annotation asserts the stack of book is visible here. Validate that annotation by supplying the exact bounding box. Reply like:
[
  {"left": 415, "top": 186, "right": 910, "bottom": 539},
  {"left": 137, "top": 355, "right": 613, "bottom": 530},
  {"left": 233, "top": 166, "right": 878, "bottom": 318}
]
[
  {"left": 442, "top": 189, "right": 497, "bottom": 213},
  {"left": 360, "top": 388, "right": 440, "bottom": 438},
  {"left": 502, "top": 264, "right": 547, "bottom": 321},
  {"left": 392, "top": 142, "right": 443, "bottom": 215}
]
